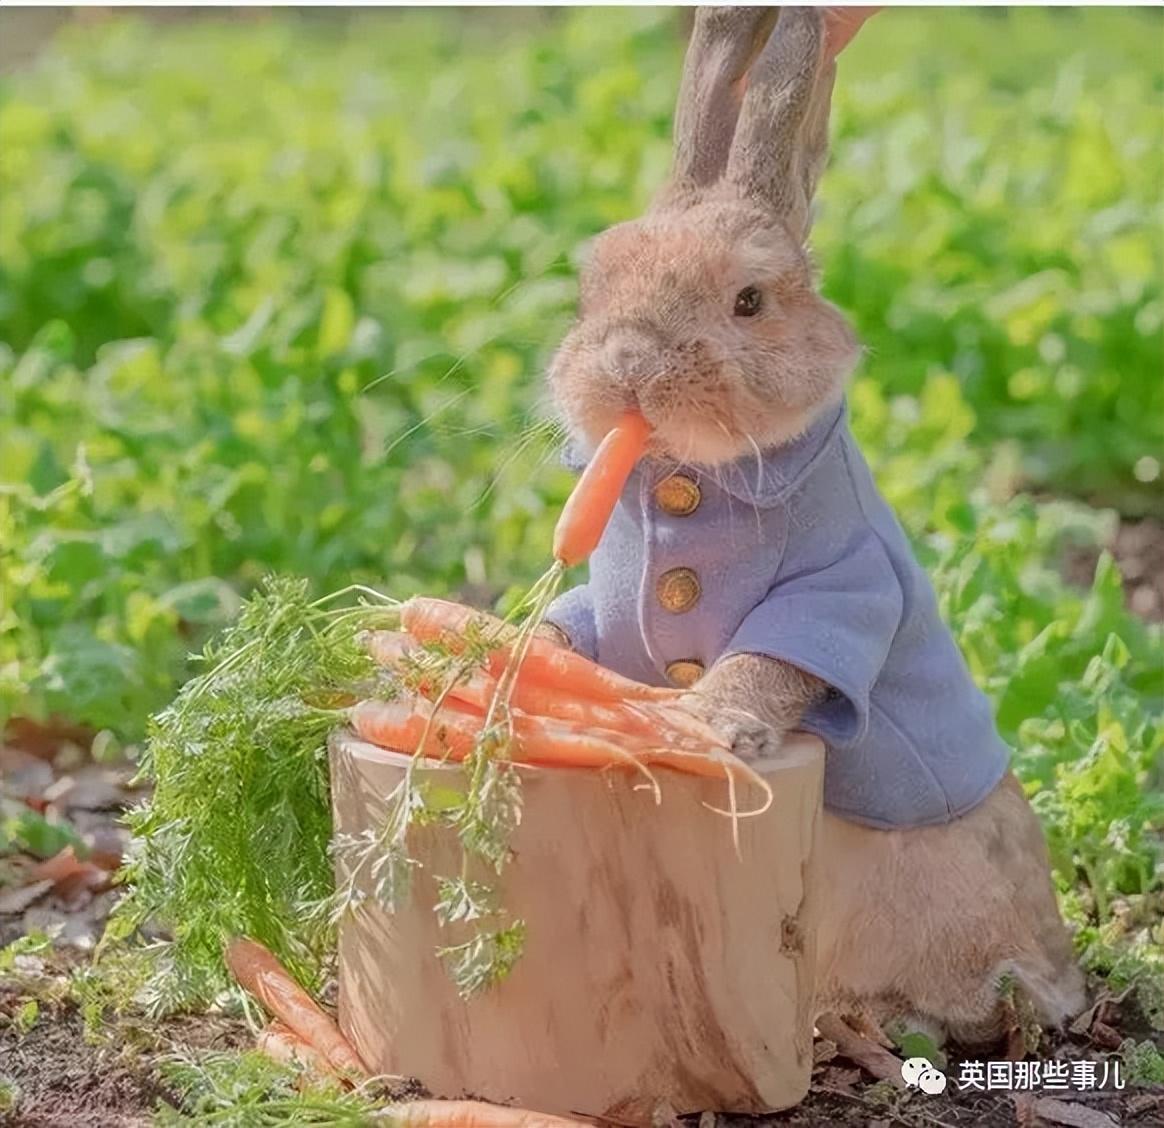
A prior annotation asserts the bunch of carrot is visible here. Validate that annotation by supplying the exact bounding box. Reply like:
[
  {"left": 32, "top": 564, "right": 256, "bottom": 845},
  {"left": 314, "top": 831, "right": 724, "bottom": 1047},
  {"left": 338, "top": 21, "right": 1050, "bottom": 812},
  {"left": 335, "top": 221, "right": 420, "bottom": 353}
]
[
  {"left": 347, "top": 410, "right": 769, "bottom": 817},
  {"left": 353, "top": 598, "right": 764, "bottom": 798}
]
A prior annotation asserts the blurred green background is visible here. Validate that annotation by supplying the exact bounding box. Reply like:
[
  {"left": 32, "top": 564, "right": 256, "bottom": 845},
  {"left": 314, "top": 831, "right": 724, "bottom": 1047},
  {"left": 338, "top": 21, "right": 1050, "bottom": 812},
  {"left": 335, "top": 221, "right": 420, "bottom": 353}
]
[
  {"left": 1, "top": 6, "right": 1161, "bottom": 736},
  {"left": 1, "top": 4, "right": 1162, "bottom": 1025}
]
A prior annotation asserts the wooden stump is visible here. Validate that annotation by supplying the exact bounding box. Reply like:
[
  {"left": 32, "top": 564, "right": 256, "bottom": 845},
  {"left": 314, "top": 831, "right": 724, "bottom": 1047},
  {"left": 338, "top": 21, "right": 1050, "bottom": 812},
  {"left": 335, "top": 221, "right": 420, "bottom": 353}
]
[{"left": 330, "top": 731, "right": 825, "bottom": 1123}]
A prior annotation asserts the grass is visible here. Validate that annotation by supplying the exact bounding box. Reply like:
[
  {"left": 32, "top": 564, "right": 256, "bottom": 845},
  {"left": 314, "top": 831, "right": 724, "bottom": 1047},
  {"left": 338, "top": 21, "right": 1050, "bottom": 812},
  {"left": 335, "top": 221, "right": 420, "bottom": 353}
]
[{"left": 0, "top": 6, "right": 1161, "bottom": 1118}]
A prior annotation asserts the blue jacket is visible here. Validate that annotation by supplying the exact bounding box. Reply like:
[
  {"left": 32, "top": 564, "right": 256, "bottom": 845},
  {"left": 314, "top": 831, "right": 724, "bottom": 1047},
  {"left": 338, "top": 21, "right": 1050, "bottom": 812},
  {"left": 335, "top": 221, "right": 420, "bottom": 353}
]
[{"left": 545, "top": 400, "right": 1010, "bottom": 829}]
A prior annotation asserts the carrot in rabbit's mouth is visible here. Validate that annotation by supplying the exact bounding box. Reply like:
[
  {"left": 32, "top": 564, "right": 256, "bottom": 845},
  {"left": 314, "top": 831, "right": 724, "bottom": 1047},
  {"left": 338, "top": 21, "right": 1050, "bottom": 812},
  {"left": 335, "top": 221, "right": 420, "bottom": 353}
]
[{"left": 552, "top": 410, "right": 651, "bottom": 567}]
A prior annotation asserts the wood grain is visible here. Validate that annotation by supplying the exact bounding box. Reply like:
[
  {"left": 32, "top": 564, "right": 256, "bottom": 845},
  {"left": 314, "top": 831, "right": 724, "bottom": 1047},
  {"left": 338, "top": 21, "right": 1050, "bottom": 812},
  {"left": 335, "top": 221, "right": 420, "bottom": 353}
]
[{"left": 330, "top": 731, "right": 825, "bottom": 1123}]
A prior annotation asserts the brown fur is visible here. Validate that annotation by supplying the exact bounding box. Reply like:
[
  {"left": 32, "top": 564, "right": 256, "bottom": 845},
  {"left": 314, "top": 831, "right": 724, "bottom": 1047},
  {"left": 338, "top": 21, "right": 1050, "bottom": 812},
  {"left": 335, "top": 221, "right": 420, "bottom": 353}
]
[
  {"left": 815, "top": 773, "right": 1086, "bottom": 1043},
  {"left": 545, "top": 5, "right": 1087, "bottom": 1042}
]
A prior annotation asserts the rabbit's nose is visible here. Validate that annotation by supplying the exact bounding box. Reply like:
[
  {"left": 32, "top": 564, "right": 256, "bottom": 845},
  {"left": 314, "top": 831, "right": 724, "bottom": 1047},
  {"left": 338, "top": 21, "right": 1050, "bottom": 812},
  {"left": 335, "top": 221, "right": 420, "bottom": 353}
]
[{"left": 603, "top": 333, "right": 657, "bottom": 384}]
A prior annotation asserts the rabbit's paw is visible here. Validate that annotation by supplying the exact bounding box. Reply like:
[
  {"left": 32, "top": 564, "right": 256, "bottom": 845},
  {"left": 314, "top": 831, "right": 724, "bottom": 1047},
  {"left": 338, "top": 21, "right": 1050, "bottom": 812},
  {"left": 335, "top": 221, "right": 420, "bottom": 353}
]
[{"left": 675, "top": 693, "right": 782, "bottom": 763}]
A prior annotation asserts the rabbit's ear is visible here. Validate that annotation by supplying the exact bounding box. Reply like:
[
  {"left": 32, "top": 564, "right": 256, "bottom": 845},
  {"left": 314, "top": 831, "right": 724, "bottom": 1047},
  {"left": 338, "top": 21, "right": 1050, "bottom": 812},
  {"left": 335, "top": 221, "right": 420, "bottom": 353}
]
[
  {"left": 668, "top": 6, "right": 779, "bottom": 195},
  {"left": 725, "top": 6, "right": 834, "bottom": 241}
]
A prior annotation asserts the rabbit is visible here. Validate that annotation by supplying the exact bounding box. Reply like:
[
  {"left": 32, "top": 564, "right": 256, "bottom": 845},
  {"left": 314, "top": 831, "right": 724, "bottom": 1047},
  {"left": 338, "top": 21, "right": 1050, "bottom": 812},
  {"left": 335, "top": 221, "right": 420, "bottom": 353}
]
[{"left": 540, "top": 6, "right": 1086, "bottom": 1046}]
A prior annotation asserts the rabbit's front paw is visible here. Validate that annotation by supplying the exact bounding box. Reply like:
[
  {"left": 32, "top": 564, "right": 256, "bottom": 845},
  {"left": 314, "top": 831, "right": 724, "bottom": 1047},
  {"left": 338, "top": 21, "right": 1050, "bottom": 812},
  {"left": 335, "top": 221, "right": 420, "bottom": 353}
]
[{"left": 675, "top": 693, "right": 781, "bottom": 763}]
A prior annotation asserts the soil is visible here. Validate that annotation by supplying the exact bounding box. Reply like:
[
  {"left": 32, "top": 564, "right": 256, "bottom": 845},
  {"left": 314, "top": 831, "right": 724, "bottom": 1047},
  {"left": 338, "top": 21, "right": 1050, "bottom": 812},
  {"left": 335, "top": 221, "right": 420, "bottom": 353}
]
[
  {"left": 1063, "top": 517, "right": 1164, "bottom": 623},
  {"left": 0, "top": 993, "right": 247, "bottom": 1127},
  {"left": 1, "top": 510, "right": 1161, "bottom": 1127}
]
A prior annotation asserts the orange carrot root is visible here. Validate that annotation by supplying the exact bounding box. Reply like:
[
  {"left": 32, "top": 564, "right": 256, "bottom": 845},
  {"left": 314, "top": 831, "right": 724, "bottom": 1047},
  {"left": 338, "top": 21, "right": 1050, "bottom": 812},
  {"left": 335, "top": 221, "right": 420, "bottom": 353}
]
[
  {"left": 365, "top": 629, "right": 417, "bottom": 666},
  {"left": 350, "top": 693, "right": 765, "bottom": 816},
  {"left": 552, "top": 411, "right": 651, "bottom": 567},
  {"left": 257, "top": 1019, "right": 339, "bottom": 1081},
  {"left": 513, "top": 641, "right": 679, "bottom": 703},
  {"left": 387, "top": 1098, "right": 593, "bottom": 1128},
  {"left": 400, "top": 597, "right": 678, "bottom": 704},
  {"left": 399, "top": 597, "right": 510, "bottom": 651},
  {"left": 223, "top": 937, "right": 366, "bottom": 1076},
  {"left": 366, "top": 630, "right": 497, "bottom": 712},
  {"left": 350, "top": 697, "right": 482, "bottom": 761}
]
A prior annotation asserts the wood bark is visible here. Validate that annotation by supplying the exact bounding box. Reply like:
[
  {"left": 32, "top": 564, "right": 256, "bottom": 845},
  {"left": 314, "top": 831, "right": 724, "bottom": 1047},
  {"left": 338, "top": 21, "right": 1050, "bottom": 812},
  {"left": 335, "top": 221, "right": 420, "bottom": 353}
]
[{"left": 330, "top": 731, "right": 825, "bottom": 1123}]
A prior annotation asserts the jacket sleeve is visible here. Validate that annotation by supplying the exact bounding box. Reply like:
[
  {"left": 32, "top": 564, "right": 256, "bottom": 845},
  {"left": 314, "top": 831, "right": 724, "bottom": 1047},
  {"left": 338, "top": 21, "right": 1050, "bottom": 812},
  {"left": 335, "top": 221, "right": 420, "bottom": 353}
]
[
  {"left": 543, "top": 583, "right": 598, "bottom": 661},
  {"left": 722, "top": 530, "right": 904, "bottom": 749}
]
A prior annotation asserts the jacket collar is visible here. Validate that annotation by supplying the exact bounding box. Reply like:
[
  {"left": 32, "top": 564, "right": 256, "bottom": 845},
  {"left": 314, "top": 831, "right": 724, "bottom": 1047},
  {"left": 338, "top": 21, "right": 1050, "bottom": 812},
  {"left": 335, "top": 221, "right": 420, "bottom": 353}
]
[{"left": 560, "top": 399, "right": 846, "bottom": 509}]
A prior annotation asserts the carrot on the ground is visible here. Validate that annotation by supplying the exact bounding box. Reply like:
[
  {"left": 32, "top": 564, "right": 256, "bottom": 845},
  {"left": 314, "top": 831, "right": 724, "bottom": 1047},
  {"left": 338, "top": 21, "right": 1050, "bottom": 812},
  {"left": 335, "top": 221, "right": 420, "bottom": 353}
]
[
  {"left": 552, "top": 411, "right": 651, "bottom": 567},
  {"left": 256, "top": 1019, "right": 338, "bottom": 1081},
  {"left": 385, "top": 1098, "right": 592, "bottom": 1128},
  {"left": 223, "top": 937, "right": 366, "bottom": 1076}
]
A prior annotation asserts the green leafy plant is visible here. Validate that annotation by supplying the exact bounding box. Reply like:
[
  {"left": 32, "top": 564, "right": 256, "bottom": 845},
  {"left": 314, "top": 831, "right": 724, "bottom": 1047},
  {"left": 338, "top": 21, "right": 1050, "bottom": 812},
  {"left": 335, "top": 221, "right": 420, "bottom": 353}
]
[
  {"left": 155, "top": 1050, "right": 385, "bottom": 1126},
  {"left": 1119, "top": 1038, "right": 1164, "bottom": 1087},
  {"left": 109, "top": 577, "right": 397, "bottom": 1009},
  {"left": 113, "top": 566, "right": 570, "bottom": 1008}
]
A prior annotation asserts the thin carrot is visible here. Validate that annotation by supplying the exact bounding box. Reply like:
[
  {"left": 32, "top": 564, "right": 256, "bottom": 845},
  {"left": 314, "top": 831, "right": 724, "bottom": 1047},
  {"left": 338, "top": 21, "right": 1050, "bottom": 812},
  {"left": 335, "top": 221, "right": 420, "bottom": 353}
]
[
  {"left": 386, "top": 1099, "right": 592, "bottom": 1128},
  {"left": 350, "top": 693, "right": 767, "bottom": 813},
  {"left": 223, "top": 937, "right": 366, "bottom": 1076},
  {"left": 366, "top": 631, "right": 498, "bottom": 712},
  {"left": 364, "top": 629, "right": 416, "bottom": 666},
  {"left": 552, "top": 410, "right": 651, "bottom": 567},
  {"left": 400, "top": 597, "right": 678, "bottom": 703},
  {"left": 513, "top": 642, "right": 678, "bottom": 703},
  {"left": 508, "top": 680, "right": 656, "bottom": 734},
  {"left": 398, "top": 597, "right": 511, "bottom": 650},
  {"left": 256, "top": 1019, "right": 339, "bottom": 1081},
  {"left": 350, "top": 697, "right": 482, "bottom": 760},
  {"left": 353, "top": 695, "right": 641, "bottom": 774},
  {"left": 367, "top": 627, "right": 707, "bottom": 746}
]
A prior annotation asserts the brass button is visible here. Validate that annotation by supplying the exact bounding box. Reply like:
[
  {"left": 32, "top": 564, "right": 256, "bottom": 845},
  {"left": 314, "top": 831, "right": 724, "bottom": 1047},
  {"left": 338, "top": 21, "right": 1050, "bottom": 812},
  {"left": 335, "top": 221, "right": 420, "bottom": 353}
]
[
  {"left": 657, "top": 567, "right": 701, "bottom": 613},
  {"left": 665, "top": 659, "right": 705, "bottom": 687},
  {"left": 654, "top": 474, "right": 701, "bottom": 517}
]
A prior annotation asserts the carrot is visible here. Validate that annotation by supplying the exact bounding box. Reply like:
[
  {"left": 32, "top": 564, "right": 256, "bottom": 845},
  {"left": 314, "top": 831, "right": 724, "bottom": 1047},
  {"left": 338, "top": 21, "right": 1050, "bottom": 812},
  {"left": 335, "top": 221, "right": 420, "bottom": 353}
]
[
  {"left": 399, "top": 597, "right": 511, "bottom": 651},
  {"left": 365, "top": 629, "right": 417, "bottom": 666},
  {"left": 352, "top": 693, "right": 760, "bottom": 794},
  {"left": 352, "top": 695, "right": 634, "bottom": 773},
  {"left": 369, "top": 626, "right": 729, "bottom": 756},
  {"left": 350, "top": 697, "right": 482, "bottom": 760},
  {"left": 256, "top": 1019, "right": 339, "bottom": 1081},
  {"left": 552, "top": 410, "right": 651, "bottom": 567},
  {"left": 508, "top": 680, "right": 656, "bottom": 734},
  {"left": 400, "top": 597, "right": 678, "bottom": 703},
  {"left": 386, "top": 1099, "right": 592, "bottom": 1128},
  {"left": 223, "top": 937, "right": 366, "bottom": 1076},
  {"left": 513, "top": 642, "right": 679, "bottom": 703},
  {"left": 366, "top": 631, "right": 499, "bottom": 712}
]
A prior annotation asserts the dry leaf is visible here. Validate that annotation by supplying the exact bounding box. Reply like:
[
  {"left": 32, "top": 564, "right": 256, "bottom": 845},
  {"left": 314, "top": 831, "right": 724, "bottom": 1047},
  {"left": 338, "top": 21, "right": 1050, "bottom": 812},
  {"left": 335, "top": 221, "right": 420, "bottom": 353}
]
[
  {"left": 1032, "top": 1098, "right": 1118, "bottom": 1128},
  {"left": 1089, "top": 1021, "right": 1123, "bottom": 1051},
  {"left": 815, "top": 1013, "right": 906, "bottom": 1086},
  {"left": 0, "top": 879, "right": 54, "bottom": 915},
  {"left": 1013, "top": 1092, "right": 1038, "bottom": 1127},
  {"left": 813, "top": 1036, "right": 839, "bottom": 1065}
]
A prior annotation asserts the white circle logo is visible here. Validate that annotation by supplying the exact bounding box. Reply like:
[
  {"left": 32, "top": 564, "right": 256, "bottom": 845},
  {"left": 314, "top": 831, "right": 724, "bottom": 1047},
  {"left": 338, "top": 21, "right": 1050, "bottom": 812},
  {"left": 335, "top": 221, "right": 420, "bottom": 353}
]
[{"left": 902, "top": 1056, "right": 947, "bottom": 1094}]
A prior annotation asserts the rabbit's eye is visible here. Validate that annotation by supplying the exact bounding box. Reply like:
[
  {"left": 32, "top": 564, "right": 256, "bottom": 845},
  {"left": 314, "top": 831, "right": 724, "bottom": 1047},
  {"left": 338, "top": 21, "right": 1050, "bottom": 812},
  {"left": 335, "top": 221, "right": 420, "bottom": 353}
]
[{"left": 733, "top": 286, "right": 763, "bottom": 317}]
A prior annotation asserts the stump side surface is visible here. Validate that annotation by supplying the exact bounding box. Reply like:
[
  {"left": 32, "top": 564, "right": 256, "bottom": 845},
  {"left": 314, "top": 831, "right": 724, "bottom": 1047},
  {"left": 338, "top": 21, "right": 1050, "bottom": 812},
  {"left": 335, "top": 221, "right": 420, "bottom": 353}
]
[{"left": 331, "top": 733, "right": 824, "bottom": 1122}]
